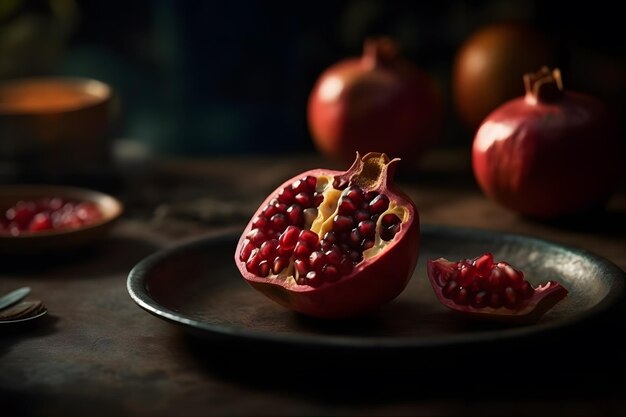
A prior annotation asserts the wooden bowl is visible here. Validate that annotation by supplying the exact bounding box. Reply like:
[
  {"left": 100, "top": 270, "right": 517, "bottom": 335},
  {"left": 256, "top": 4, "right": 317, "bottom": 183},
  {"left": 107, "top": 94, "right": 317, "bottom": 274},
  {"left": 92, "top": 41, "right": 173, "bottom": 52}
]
[
  {"left": 0, "top": 77, "right": 113, "bottom": 176},
  {"left": 0, "top": 185, "right": 123, "bottom": 254}
]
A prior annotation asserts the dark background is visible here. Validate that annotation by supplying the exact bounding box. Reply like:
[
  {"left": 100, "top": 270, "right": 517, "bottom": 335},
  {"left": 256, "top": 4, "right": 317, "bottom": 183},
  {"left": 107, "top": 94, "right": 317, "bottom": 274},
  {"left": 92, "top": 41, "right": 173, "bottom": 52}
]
[{"left": 1, "top": 0, "right": 624, "bottom": 156}]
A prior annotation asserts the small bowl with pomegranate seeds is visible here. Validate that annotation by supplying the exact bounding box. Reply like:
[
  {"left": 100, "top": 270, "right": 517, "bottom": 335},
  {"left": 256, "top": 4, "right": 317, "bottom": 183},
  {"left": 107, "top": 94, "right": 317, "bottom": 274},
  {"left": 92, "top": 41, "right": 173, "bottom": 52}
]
[{"left": 0, "top": 185, "right": 123, "bottom": 253}]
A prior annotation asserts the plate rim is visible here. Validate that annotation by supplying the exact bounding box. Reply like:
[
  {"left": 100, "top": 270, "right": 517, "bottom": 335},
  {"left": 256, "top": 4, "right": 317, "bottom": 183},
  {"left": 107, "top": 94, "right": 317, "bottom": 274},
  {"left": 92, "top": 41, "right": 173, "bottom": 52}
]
[{"left": 127, "top": 224, "right": 626, "bottom": 349}]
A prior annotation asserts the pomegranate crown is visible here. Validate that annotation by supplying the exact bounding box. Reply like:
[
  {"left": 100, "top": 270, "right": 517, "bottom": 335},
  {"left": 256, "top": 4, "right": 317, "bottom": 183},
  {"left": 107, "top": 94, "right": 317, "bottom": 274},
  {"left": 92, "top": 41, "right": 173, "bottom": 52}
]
[{"left": 334, "top": 152, "right": 401, "bottom": 192}]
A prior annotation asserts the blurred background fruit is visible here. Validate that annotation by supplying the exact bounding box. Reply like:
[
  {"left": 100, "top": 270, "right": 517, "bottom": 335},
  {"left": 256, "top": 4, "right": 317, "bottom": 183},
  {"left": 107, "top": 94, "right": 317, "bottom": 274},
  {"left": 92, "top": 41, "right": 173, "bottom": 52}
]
[
  {"left": 307, "top": 37, "right": 442, "bottom": 167},
  {"left": 472, "top": 67, "right": 621, "bottom": 219},
  {"left": 453, "top": 22, "right": 556, "bottom": 132}
]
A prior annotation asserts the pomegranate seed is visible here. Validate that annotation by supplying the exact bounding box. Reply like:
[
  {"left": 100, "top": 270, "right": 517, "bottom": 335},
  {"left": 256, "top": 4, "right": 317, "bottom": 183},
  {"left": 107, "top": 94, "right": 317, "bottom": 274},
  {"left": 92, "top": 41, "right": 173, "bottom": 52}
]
[
  {"left": 294, "top": 193, "right": 312, "bottom": 208},
  {"left": 474, "top": 253, "right": 494, "bottom": 276},
  {"left": 380, "top": 213, "right": 400, "bottom": 227},
  {"left": 29, "top": 212, "right": 53, "bottom": 232},
  {"left": 305, "top": 271, "right": 324, "bottom": 287},
  {"left": 454, "top": 288, "right": 470, "bottom": 306},
  {"left": 299, "top": 230, "right": 319, "bottom": 247},
  {"left": 293, "top": 242, "right": 312, "bottom": 259},
  {"left": 467, "top": 281, "right": 481, "bottom": 293},
  {"left": 309, "top": 251, "right": 325, "bottom": 271},
  {"left": 259, "top": 239, "right": 278, "bottom": 260},
  {"left": 387, "top": 223, "right": 400, "bottom": 236},
  {"left": 75, "top": 202, "right": 100, "bottom": 222},
  {"left": 442, "top": 280, "right": 459, "bottom": 298},
  {"left": 274, "top": 202, "right": 288, "bottom": 213},
  {"left": 239, "top": 240, "right": 255, "bottom": 261},
  {"left": 270, "top": 213, "right": 288, "bottom": 232},
  {"left": 379, "top": 228, "right": 393, "bottom": 241},
  {"left": 489, "top": 292, "right": 503, "bottom": 308},
  {"left": 333, "top": 215, "right": 354, "bottom": 231},
  {"left": 286, "top": 204, "right": 303, "bottom": 226},
  {"left": 46, "top": 197, "right": 64, "bottom": 211},
  {"left": 313, "top": 192, "right": 324, "bottom": 207},
  {"left": 322, "top": 231, "right": 337, "bottom": 244},
  {"left": 471, "top": 291, "right": 488, "bottom": 308},
  {"left": 349, "top": 250, "right": 361, "bottom": 262},
  {"left": 294, "top": 259, "right": 308, "bottom": 277},
  {"left": 303, "top": 208, "right": 318, "bottom": 228},
  {"left": 320, "top": 240, "right": 333, "bottom": 251},
  {"left": 354, "top": 210, "right": 370, "bottom": 223},
  {"left": 279, "top": 225, "right": 300, "bottom": 250},
  {"left": 339, "top": 256, "right": 353, "bottom": 275},
  {"left": 357, "top": 220, "right": 375, "bottom": 237},
  {"left": 338, "top": 198, "right": 357, "bottom": 215},
  {"left": 245, "top": 250, "right": 262, "bottom": 273},
  {"left": 246, "top": 229, "right": 266, "bottom": 246},
  {"left": 502, "top": 264, "right": 524, "bottom": 288},
  {"left": 458, "top": 264, "right": 474, "bottom": 286},
  {"left": 278, "top": 187, "right": 294, "bottom": 204},
  {"left": 323, "top": 265, "right": 339, "bottom": 282},
  {"left": 251, "top": 216, "right": 268, "bottom": 229},
  {"left": 6, "top": 202, "right": 35, "bottom": 229},
  {"left": 262, "top": 204, "right": 277, "bottom": 218},
  {"left": 503, "top": 287, "right": 518, "bottom": 308},
  {"left": 346, "top": 187, "right": 365, "bottom": 206},
  {"left": 324, "top": 247, "right": 342, "bottom": 265},
  {"left": 487, "top": 267, "right": 505, "bottom": 291},
  {"left": 257, "top": 261, "right": 271, "bottom": 277},
  {"left": 364, "top": 191, "right": 378, "bottom": 202},
  {"left": 518, "top": 281, "right": 534, "bottom": 299},
  {"left": 349, "top": 229, "right": 361, "bottom": 246},
  {"left": 305, "top": 175, "right": 317, "bottom": 191},
  {"left": 272, "top": 256, "right": 289, "bottom": 274},
  {"left": 369, "top": 194, "right": 389, "bottom": 214},
  {"left": 291, "top": 178, "right": 307, "bottom": 193},
  {"left": 362, "top": 238, "right": 375, "bottom": 251}
]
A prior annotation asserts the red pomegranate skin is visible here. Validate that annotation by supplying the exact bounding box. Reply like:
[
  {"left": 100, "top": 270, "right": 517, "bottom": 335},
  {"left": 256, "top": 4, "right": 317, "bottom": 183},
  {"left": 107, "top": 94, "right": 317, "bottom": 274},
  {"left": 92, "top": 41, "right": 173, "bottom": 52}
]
[
  {"left": 472, "top": 68, "right": 621, "bottom": 218},
  {"left": 234, "top": 152, "right": 420, "bottom": 319},
  {"left": 308, "top": 38, "right": 442, "bottom": 166}
]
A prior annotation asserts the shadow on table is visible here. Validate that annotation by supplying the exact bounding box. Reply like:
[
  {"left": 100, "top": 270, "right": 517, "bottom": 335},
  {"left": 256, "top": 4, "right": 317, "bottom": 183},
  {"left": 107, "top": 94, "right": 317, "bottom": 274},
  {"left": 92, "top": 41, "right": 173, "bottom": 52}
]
[{"left": 180, "top": 302, "right": 626, "bottom": 406}]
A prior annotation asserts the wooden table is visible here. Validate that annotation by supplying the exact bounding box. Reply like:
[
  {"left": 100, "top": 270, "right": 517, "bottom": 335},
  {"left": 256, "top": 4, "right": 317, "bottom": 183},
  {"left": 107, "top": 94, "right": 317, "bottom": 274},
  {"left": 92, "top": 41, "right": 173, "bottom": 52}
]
[{"left": 1, "top": 150, "right": 625, "bottom": 416}]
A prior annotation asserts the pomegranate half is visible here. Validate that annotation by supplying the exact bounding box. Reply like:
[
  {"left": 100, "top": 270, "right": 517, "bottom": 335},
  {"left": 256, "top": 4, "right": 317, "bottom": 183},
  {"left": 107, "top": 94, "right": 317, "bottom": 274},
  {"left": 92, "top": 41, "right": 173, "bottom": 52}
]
[
  {"left": 427, "top": 253, "right": 568, "bottom": 324},
  {"left": 235, "top": 152, "right": 420, "bottom": 318}
]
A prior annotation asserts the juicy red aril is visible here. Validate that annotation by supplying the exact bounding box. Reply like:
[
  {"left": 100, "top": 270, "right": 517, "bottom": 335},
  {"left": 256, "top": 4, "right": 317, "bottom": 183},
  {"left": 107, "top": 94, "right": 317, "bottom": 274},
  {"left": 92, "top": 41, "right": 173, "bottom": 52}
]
[
  {"left": 338, "top": 198, "right": 357, "bottom": 215},
  {"left": 346, "top": 187, "right": 365, "bottom": 205},
  {"left": 29, "top": 212, "right": 53, "bottom": 232},
  {"left": 380, "top": 213, "right": 402, "bottom": 241},
  {"left": 1, "top": 197, "right": 102, "bottom": 236},
  {"left": 431, "top": 253, "right": 540, "bottom": 310},
  {"left": 286, "top": 205, "right": 303, "bottom": 225},
  {"left": 369, "top": 194, "right": 389, "bottom": 214},
  {"left": 238, "top": 173, "right": 407, "bottom": 287},
  {"left": 299, "top": 229, "right": 319, "bottom": 247}
]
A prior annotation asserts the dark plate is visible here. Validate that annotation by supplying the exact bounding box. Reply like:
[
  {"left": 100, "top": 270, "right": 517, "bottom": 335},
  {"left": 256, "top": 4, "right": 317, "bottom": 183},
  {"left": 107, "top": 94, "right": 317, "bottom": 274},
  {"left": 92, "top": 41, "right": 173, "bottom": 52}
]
[{"left": 127, "top": 225, "right": 625, "bottom": 350}]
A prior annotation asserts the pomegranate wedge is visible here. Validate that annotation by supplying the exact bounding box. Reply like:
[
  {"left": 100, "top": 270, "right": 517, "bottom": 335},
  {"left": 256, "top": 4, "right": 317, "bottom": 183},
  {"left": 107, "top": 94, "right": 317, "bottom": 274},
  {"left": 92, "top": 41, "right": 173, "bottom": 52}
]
[{"left": 427, "top": 253, "right": 568, "bottom": 324}]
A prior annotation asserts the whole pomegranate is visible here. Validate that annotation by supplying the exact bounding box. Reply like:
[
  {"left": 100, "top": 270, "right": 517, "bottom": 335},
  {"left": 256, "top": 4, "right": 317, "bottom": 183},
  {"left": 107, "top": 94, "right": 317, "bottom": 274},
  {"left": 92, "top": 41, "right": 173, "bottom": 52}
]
[
  {"left": 307, "top": 38, "right": 442, "bottom": 166},
  {"left": 472, "top": 67, "right": 621, "bottom": 219},
  {"left": 234, "top": 152, "right": 420, "bottom": 318},
  {"left": 427, "top": 253, "right": 568, "bottom": 324},
  {"left": 453, "top": 22, "right": 555, "bottom": 131}
]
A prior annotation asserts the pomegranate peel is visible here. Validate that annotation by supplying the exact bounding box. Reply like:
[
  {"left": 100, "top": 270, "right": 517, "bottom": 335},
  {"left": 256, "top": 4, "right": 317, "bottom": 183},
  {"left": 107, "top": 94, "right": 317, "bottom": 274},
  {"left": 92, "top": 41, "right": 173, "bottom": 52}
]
[
  {"left": 235, "top": 152, "right": 420, "bottom": 318},
  {"left": 427, "top": 253, "right": 568, "bottom": 324}
]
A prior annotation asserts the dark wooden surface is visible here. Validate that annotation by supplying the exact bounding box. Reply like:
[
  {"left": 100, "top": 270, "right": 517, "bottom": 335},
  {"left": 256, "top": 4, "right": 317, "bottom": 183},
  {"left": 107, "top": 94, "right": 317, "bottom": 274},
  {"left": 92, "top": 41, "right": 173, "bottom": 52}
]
[{"left": 1, "top": 150, "right": 625, "bottom": 416}]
